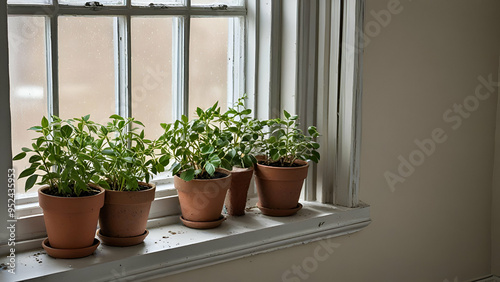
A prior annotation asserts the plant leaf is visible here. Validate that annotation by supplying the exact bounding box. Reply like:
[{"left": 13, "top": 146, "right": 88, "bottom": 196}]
[
  {"left": 19, "top": 167, "right": 36, "bottom": 179},
  {"left": 13, "top": 152, "right": 26, "bottom": 161},
  {"left": 180, "top": 168, "right": 195, "bottom": 181},
  {"left": 25, "top": 175, "right": 38, "bottom": 191},
  {"left": 205, "top": 163, "right": 216, "bottom": 176},
  {"left": 41, "top": 116, "right": 49, "bottom": 128}
]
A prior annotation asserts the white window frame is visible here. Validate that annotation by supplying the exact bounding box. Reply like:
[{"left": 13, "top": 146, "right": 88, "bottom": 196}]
[{"left": 0, "top": 0, "right": 369, "bottom": 280}]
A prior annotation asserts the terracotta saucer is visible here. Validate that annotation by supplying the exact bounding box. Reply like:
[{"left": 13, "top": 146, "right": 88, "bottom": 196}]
[
  {"left": 180, "top": 215, "right": 226, "bottom": 229},
  {"left": 42, "top": 238, "right": 100, "bottom": 259},
  {"left": 96, "top": 229, "right": 149, "bottom": 247},
  {"left": 257, "top": 203, "right": 303, "bottom": 217}
]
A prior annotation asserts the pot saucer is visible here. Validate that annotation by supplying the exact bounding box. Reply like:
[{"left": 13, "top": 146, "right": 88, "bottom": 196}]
[
  {"left": 180, "top": 215, "right": 226, "bottom": 229},
  {"left": 42, "top": 238, "right": 100, "bottom": 259},
  {"left": 257, "top": 203, "right": 303, "bottom": 217},
  {"left": 96, "top": 229, "right": 149, "bottom": 247}
]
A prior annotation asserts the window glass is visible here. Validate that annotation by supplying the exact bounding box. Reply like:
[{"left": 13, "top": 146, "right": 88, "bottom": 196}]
[
  {"left": 189, "top": 17, "right": 229, "bottom": 118},
  {"left": 58, "top": 0, "right": 124, "bottom": 6},
  {"left": 132, "top": 17, "right": 173, "bottom": 139},
  {"left": 58, "top": 16, "right": 116, "bottom": 125},
  {"left": 132, "top": 0, "right": 182, "bottom": 6},
  {"left": 8, "top": 16, "right": 48, "bottom": 195},
  {"left": 7, "top": 0, "right": 52, "bottom": 4}
]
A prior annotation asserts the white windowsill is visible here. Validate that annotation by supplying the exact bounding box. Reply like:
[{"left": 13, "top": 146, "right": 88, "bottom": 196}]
[{"left": 0, "top": 199, "right": 370, "bottom": 282}]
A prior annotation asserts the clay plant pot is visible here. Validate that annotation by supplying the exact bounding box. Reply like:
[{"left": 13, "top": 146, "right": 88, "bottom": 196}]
[
  {"left": 224, "top": 166, "right": 254, "bottom": 216},
  {"left": 174, "top": 168, "right": 231, "bottom": 228},
  {"left": 97, "top": 182, "right": 155, "bottom": 246},
  {"left": 38, "top": 184, "right": 105, "bottom": 258},
  {"left": 254, "top": 159, "right": 309, "bottom": 216}
]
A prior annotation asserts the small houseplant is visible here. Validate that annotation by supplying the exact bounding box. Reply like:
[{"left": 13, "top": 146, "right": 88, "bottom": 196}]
[
  {"left": 95, "top": 115, "right": 168, "bottom": 246},
  {"left": 159, "top": 102, "right": 233, "bottom": 229},
  {"left": 219, "top": 95, "right": 262, "bottom": 216},
  {"left": 254, "top": 110, "right": 320, "bottom": 216},
  {"left": 13, "top": 115, "right": 105, "bottom": 258}
]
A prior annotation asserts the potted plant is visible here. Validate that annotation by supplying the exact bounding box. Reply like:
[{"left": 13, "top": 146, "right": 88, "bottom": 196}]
[
  {"left": 254, "top": 110, "right": 320, "bottom": 217},
  {"left": 159, "top": 102, "right": 233, "bottom": 229},
  {"left": 95, "top": 115, "right": 168, "bottom": 246},
  {"left": 13, "top": 115, "right": 105, "bottom": 258},
  {"left": 219, "top": 95, "right": 262, "bottom": 216}
]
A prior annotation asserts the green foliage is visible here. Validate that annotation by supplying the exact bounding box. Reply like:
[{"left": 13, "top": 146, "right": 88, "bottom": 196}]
[
  {"left": 96, "top": 115, "right": 167, "bottom": 191},
  {"left": 219, "top": 94, "right": 263, "bottom": 168},
  {"left": 12, "top": 115, "right": 103, "bottom": 196},
  {"left": 159, "top": 102, "right": 232, "bottom": 181},
  {"left": 256, "top": 110, "right": 321, "bottom": 166}
]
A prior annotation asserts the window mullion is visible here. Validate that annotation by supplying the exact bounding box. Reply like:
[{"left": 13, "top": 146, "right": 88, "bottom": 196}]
[
  {"left": 172, "top": 14, "right": 189, "bottom": 120},
  {"left": 45, "top": 6, "right": 59, "bottom": 118},
  {"left": 114, "top": 15, "right": 131, "bottom": 118}
]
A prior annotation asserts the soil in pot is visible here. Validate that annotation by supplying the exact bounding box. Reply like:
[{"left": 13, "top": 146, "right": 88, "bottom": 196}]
[
  {"left": 98, "top": 183, "right": 156, "bottom": 246},
  {"left": 38, "top": 184, "right": 105, "bottom": 254},
  {"left": 174, "top": 169, "right": 231, "bottom": 226},
  {"left": 224, "top": 166, "right": 254, "bottom": 216},
  {"left": 254, "top": 159, "right": 309, "bottom": 215}
]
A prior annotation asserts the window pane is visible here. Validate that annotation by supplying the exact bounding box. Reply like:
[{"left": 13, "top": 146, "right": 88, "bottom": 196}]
[
  {"left": 8, "top": 0, "right": 52, "bottom": 4},
  {"left": 191, "top": 0, "right": 242, "bottom": 6},
  {"left": 132, "top": 17, "right": 173, "bottom": 139},
  {"left": 132, "top": 0, "right": 182, "bottom": 6},
  {"left": 58, "top": 17, "right": 116, "bottom": 124},
  {"left": 189, "top": 17, "right": 228, "bottom": 118},
  {"left": 8, "top": 16, "right": 48, "bottom": 195},
  {"left": 58, "top": 0, "right": 124, "bottom": 5}
]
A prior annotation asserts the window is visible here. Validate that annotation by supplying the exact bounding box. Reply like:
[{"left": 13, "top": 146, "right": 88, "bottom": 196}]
[
  {"left": 1, "top": 1, "right": 368, "bottom": 278},
  {"left": 8, "top": 0, "right": 245, "bottom": 199}
]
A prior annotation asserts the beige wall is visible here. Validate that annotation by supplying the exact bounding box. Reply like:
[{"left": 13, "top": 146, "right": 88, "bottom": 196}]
[{"left": 151, "top": 0, "right": 500, "bottom": 281}]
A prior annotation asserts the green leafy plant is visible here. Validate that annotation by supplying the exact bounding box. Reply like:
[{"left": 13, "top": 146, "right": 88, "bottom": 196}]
[
  {"left": 257, "top": 110, "right": 321, "bottom": 166},
  {"left": 12, "top": 115, "right": 103, "bottom": 197},
  {"left": 96, "top": 115, "right": 169, "bottom": 191},
  {"left": 219, "top": 95, "right": 263, "bottom": 168},
  {"left": 159, "top": 102, "right": 233, "bottom": 181}
]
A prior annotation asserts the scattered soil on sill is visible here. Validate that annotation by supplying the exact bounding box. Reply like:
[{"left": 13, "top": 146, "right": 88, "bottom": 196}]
[{"left": 258, "top": 161, "right": 304, "bottom": 168}]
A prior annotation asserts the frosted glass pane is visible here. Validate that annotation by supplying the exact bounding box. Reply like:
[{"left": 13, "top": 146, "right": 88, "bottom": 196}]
[
  {"left": 191, "top": 0, "right": 242, "bottom": 6},
  {"left": 131, "top": 17, "right": 173, "bottom": 139},
  {"left": 189, "top": 17, "right": 228, "bottom": 118},
  {"left": 8, "top": 16, "right": 48, "bottom": 195},
  {"left": 8, "top": 0, "right": 52, "bottom": 4},
  {"left": 58, "top": 17, "right": 116, "bottom": 125},
  {"left": 58, "top": 0, "right": 124, "bottom": 5},
  {"left": 132, "top": 0, "right": 182, "bottom": 6}
]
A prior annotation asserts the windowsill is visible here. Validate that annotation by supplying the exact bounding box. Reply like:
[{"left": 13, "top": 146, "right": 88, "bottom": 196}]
[{"left": 0, "top": 199, "right": 370, "bottom": 282}]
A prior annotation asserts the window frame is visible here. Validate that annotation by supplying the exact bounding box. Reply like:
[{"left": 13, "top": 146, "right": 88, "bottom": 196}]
[{"left": 1, "top": 1, "right": 368, "bottom": 274}]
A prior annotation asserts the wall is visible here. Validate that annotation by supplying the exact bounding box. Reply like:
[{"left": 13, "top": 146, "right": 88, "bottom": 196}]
[
  {"left": 150, "top": 0, "right": 500, "bottom": 281},
  {"left": 492, "top": 60, "right": 500, "bottom": 275},
  {"left": 0, "top": 0, "right": 12, "bottom": 244}
]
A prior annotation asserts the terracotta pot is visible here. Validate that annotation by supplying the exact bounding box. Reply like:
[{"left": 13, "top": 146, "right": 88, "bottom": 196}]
[
  {"left": 254, "top": 160, "right": 309, "bottom": 210},
  {"left": 38, "top": 184, "right": 105, "bottom": 251},
  {"left": 174, "top": 169, "right": 231, "bottom": 223},
  {"left": 98, "top": 182, "right": 155, "bottom": 242},
  {"left": 224, "top": 167, "right": 254, "bottom": 216}
]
